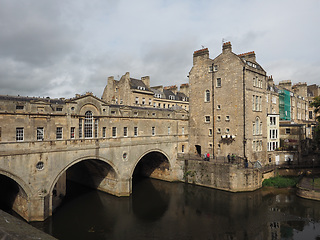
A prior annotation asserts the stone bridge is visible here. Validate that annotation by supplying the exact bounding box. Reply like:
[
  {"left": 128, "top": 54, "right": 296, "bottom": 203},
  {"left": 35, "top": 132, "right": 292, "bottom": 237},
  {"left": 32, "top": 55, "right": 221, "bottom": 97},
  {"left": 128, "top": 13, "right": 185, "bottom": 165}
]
[{"left": 0, "top": 136, "right": 184, "bottom": 222}]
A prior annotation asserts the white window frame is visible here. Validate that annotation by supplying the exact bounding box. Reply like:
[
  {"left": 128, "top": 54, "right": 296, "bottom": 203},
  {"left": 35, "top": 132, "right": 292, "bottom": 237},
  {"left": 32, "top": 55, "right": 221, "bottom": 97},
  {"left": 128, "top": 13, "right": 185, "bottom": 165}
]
[
  {"left": 56, "top": 127, "right": 63, "bottom": 140},
  {"left": 37, "top": 127, "right": 44, "bottom": 141},
  {"left": 216, "top": 78, "right": 221, "bottom": 87},
  {"left": 112, "top": 127, "right": 117, "bottom": 138},
  {"left": 16, "top": 127, "right": 24, "bottom": 141}
]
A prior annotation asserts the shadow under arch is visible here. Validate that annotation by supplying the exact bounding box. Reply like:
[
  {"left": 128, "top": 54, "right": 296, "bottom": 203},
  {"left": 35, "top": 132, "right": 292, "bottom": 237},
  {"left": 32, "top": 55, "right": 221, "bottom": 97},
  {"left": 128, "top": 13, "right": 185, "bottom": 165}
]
[
  {"left": 131, "top": 150, "right": 172, "bottom": 222},
  {"left": 0, "top": 170, "right": 30, "bottom": 220},
  {"left": 49, "top": 156, "right": 120, "bottom": 214},
  {"left": 132, "top": 149, "right": 172, "bottom": 182}
]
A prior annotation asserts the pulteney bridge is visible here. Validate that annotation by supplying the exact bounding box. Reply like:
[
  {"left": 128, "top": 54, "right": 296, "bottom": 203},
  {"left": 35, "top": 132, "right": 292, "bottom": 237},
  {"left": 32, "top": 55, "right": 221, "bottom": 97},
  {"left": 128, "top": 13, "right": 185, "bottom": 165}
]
[
  {"left": 0, "top": 93, "right": 188, "bottom": 222},
  {"left": 0, "top": 136, "right": 184, "bottom": 222}
]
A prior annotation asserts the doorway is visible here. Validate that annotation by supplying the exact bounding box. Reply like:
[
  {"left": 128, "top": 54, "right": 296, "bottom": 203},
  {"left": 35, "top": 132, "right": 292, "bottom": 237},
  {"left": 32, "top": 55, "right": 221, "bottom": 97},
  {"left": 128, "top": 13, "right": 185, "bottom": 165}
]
[{"left": 195, "top": 145, "right": 201, "bottom": 157}]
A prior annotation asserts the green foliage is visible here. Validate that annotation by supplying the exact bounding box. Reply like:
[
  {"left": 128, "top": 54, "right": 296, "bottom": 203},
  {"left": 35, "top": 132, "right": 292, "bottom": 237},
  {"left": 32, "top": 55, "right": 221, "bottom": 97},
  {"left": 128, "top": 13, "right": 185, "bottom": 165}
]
[
  {"left": 310, "top": 96, "right": 320, "bottom": 149},
  {"left": 262, "top": 176, "right": 299, "bottom": 188},
  {"left": 310, "top": 96, "right": 320, "bottom": 118}
]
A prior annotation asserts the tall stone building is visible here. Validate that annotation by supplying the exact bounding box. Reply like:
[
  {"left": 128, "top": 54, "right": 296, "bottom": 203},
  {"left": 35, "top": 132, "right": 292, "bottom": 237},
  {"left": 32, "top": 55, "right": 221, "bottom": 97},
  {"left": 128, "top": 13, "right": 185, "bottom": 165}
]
[{"left": 188, "top": 42, "right": 269, "bottom": 164}]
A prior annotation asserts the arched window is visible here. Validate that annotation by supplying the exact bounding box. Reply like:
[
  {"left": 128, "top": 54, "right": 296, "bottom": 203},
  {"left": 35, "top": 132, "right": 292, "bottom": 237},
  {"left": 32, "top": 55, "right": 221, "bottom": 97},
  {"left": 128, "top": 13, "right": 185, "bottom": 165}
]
[
  {"left": 84, "top": 111, "right": 93, "bottom": 138},
  {"left": 205, "top": 90, "right": 210, "bottom": 102}
]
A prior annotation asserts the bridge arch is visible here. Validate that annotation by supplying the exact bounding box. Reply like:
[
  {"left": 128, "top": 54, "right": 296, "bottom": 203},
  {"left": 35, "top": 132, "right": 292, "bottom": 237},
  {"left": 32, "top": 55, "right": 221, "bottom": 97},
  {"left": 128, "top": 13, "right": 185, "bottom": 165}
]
[
  {"left": 0, "top": 169, "right": 31, "bottom": 221},
  {"left": 0, "top": 169, "right": 32, "bottom": 198},
  {"left": 131, "top": 149, "right": 172, "bottom": 181},
  {"left": 49, "top": 156, "right": 120, "bottom": 214}
]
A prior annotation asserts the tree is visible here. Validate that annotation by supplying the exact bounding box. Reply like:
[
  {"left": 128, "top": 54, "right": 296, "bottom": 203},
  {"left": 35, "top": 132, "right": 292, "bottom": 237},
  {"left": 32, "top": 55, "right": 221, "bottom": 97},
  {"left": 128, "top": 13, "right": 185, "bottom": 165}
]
[{"left": 310, "top": 96, "right": 320, "bottom": 149}]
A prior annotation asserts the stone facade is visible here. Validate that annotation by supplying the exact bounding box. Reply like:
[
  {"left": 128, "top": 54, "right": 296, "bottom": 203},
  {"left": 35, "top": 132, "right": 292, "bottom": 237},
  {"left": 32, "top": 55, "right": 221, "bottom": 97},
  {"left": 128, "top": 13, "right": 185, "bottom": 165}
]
[
  {"left": 188, "top": 42, "right": 268, "bottom": 164},
  {"left": 101, "top": 72, "right": 189, "bottom": 111}
]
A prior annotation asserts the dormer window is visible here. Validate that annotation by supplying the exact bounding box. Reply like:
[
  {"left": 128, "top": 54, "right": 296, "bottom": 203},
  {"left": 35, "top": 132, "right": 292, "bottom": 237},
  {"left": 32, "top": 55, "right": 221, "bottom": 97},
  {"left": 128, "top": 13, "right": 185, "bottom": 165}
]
[
  {"left": 169, "top": 95, "right": 175, "bottom": 100},
  {"left": 137, "top": 86, "right": 145, "bottom": 90},
  {"left": 154, "top": 94, "right": 161, "bottom": 98}
]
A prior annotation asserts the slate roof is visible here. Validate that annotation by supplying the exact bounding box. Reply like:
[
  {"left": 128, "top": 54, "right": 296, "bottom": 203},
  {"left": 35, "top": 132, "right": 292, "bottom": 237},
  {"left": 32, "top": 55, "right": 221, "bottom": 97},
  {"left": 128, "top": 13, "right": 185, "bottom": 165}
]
[
  {"left": 129, "top": 78, "right": 152, "bottom": 91},
  {"left": 0, "top": 95, "right": 65, "bottom": 104}
]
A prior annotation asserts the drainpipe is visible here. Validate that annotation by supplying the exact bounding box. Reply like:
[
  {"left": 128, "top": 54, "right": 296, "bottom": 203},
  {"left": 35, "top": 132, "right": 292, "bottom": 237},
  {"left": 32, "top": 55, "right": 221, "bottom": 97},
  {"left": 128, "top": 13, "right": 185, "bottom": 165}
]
[
  {"left": 243, "top": 67, "right": 247, "bottom": 161},
  {"left": 212, "top": 63, "right": 215, "bottom": 158}
]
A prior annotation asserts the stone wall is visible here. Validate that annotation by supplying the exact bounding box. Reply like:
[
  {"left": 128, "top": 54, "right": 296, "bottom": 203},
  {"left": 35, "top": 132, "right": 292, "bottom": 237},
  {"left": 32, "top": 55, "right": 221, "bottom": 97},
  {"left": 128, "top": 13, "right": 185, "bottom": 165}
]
[{"left": 182, "top": 160, "right": 262, "bottom": 192}]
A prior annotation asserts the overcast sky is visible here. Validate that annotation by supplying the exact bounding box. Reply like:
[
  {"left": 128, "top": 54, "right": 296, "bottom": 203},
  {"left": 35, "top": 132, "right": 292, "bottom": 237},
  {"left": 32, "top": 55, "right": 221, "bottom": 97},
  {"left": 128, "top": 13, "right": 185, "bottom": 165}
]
[{"left": 0, "top": 0, "right": 319, "bottom": 99}]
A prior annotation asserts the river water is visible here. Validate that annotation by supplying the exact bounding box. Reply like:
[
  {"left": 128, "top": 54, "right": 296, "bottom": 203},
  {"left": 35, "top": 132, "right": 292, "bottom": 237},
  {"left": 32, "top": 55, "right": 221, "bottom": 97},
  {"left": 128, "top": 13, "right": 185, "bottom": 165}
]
[{"left": 31, "top": 178, "right": 320, "bottom": 240}]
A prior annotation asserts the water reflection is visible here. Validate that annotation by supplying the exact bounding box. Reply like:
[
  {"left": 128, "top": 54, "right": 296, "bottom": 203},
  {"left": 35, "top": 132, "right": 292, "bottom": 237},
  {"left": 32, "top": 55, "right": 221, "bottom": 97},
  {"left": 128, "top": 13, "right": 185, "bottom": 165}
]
[{"left": 33, "top": 179, "right": 320, "bottom": 240}]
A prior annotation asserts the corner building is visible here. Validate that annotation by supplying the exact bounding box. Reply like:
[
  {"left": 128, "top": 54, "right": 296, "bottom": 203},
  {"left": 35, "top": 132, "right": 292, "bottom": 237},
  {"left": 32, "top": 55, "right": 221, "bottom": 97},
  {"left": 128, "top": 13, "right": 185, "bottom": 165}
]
[{"left": 189, "top": 42, "right": 268, "bottom": 164}]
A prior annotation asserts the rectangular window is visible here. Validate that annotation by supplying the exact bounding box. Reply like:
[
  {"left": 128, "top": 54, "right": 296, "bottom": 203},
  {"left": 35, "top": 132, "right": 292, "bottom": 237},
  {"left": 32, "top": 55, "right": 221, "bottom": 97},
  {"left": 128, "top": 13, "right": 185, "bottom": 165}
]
[
  {"left": 102, "top": 127, "right": 106, "bottom": 138},
  {"left": 270, "top": 117, "right": 276, "bottom": 125},
  {"left": 205, "top": 116, "right": 210, "bottom": 123},
  {"left": 209, "top": 65, "right": 213, "bottom": 72},
  {"left": 209, "top": 129, "right": 212, "bottom": 136},
  {"left": 56, "top": 107, "right": 63, "bottom": 111},
  {"left": 182, "top": 127, "right": 185, "bottom": 135},
  {"left": 217, "top": 104, "right": 221, "bottom": 110},
  {"left": 252, "top": 95, "right": 255, "bottom": 110},
  {"left": 134, "top": 127, "right": 138, "bottom": 137},
  {"left": 94, "top": 119, "right": 98, "bottom": 138},
  {"left": 216, "top": 78, "right": 221, "bottom": 87},
  {"left": 16, "top": 105, "right": 24, "bottom": 110},
  {"left": 226, "top": 116, "right": 230, "bottom": 121},
  {"left": 217, "top": 116, "right": 221, "bottom": 121},
  {"left": 70, "top": 127, "right": 75, "bottom": 139},
  {"left": 285, "top": 128, "right": 290, "bottom": 134},
  {"left": 79, "top": 119, "right": 83, "bottom": 138},
  {"left": 182, "top": 145, "right": 185, "bottom": 153},
  {"left": 309, "top": 111, "right": 313, "bottom": 119},
  {"left": 123, "top": 127, "right": 128, "bottom": 137},
  {"left": 149, "top": 99, "right": 152, "bottom": 105},
  {"left": 214, "top": 65, "right": 218, "bottom": 72},
  {"left": 16, "top": 127, "right": 24, "bottom": 141},
  {"left": 37, "top": 127, "right": 44, "bottom": 141},
  {"left": 142, "top": 98, "right": 145, "bottom": 105},
  {"left": 0, "top": 127, "right": 1, "bottom": 141},
  {"left": 135, "top": 97, "right": 139, "bottom": 104},
  {"left": 217, "top": 128, "right": 221, "bottom": 134},
  {"left": 259, "top": 96, "right": 262, "bottom": 111},
  {"left": 255, "top": 96, "right": 259, "bottom": 111},
  {"left": 152, "top": 127, "right": 155, "bottom": 136},
  {"left": 168, "top": 127, "right": 171, "bottom": 135},
  {"left": 112, "top": 127, "right": 117, "bottom": 137},
  {"left": 56, "top": 127, "right": 63, "bottom": 140},
  {"left": 226, "top": 128, "right": 230, "bottom": 133}
]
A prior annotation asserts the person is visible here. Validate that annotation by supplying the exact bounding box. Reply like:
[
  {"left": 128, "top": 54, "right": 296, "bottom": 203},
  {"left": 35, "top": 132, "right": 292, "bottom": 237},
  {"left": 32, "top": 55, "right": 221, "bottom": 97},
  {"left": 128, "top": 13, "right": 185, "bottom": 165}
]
[
  {"left": 227, "top": 153, "right": 231, "bottom": 163},
  {"left": 206, "top": 153, "right": 210, "bottom": 161},
  {"left": 244, "top": 158, "right": 248, "bottom": 168},
  {"left": 231, "top": 154, "right": 235, "bottom": 163}
]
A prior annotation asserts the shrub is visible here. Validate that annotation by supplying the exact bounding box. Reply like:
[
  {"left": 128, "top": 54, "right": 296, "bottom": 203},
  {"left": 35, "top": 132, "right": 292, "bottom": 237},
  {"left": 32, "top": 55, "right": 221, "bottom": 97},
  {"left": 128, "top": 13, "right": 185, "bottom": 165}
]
[{"left": 262, "top": 176, "right": 299, "bottom": 188}]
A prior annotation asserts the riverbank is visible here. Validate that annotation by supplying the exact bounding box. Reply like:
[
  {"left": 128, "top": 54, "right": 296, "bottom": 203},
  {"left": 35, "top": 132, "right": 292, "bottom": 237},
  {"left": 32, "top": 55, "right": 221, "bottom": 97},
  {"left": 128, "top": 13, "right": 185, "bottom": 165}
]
[
  {"left": 0, "top": 210, "right": 56, "bottom": 240},
  {"left": 297, "top": 177, "right": 320, "bottom": 201}
]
